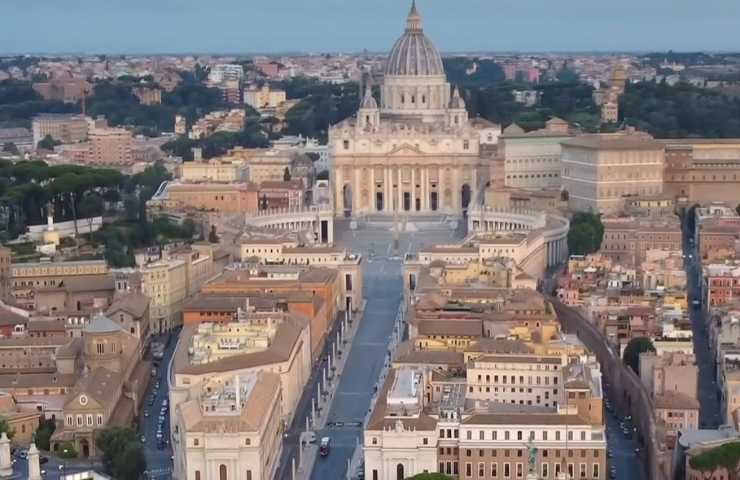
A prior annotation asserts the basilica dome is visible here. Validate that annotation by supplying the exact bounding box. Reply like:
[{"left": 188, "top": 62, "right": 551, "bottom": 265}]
[{"left": 385, "top": 0, "right": 444, "bottom": 77}]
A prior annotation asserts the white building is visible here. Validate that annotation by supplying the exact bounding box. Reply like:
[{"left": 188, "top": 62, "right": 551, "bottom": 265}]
[{"left": 173, "top": 372, "right": 282, "bottom": 480}]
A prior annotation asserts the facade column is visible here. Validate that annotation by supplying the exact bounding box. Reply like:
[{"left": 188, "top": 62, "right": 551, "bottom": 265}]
[
  {"left": 397, "top": 167, "right": 403, "bottom": 213},
  {"left": 421, "top": 168, "right": 428, "bottom": 211},
  {"left": 411, "top": 167, "right": 416, "bottom": 212},
  {"left": 438, "top": 167, "right": 445, "bottom": 212},
  {"left": 453, "top": 168, "right": 460, "bottom": 213},
  {"left": 370, "top": 167, "right": 376, "bottom": 212},
  {"left": 335, "top": 168, "right": 343, "bottom": 214},
  {"left": 383, "top": 167, "right": 393, "bottom": 212},
  {"left": 353, "top": 168, "right": 361, "bottom": 215}
]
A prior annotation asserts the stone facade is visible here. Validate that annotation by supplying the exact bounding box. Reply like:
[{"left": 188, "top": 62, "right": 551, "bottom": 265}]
[
  {"left": 662, "top": 139, "right": 740, "bottom": 206},
  {"left": 561, "top": 131, "right": 665, "bottom": 214},
  {"left": 330, "top": 3, "right": 496, "bottom": 218}
]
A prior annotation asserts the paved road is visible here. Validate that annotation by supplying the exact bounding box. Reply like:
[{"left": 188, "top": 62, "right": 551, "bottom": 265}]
[
  {"left": 139, "top": 331, "right": 180, "bottom": 478},
  {"left": 275, "top": 306, "right": 351, "bottom": 480},
  {"left": 602, "top": 383, "right": 646, "bottom": 480},
  {"left": 682, "top": 219, "right": 722, "bottom": 428},
  {"left": 308, "top": 220, "right": 462, "bottom": 480}
]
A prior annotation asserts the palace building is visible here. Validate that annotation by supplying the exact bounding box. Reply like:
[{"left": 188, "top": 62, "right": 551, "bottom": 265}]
[{"left": 330, "top": 1, "right": 498, "bottom": 218}]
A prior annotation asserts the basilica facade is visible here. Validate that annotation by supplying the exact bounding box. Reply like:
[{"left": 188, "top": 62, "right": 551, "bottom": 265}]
[{"left": 330, "top": 1, "right": 498, "bottom": 218}]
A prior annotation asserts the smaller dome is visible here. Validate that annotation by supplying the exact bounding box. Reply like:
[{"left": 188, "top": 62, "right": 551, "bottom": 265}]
[{"left": 360, "top": 86, "right": 378, "bottom": 110}]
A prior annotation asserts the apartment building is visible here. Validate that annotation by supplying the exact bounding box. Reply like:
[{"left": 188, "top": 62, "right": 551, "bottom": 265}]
[
  {"left": 180, "top": 159, "right": 248, "bottom": 183},
  {"left": 599, "top": 217, "right": 682, "bottom": 267},
  {"left": 200, "top": 265, "right": 345, "bottom": 357},
  {"left": 9, "top": 259, "right": 110, "bottom": 310},
  {"left": 32, "top": 114, "right": 88, "bottom": 147},
  {"left": 147, "top": 182, "right": 259, "bottom": 215},
  {"left": 132, "top": 86, "right": 162, "bottom": 105},
  {"left": 140, "top": 257, "right": 187, "bottom": 333},
  {"left": 33, "top": 78, "right": 90, "bottom": 104},
  {"left": 169, "top": 312, "right": 311, "bottom": 460},
  {"left": 173, "top": 372, "right": 282, "bottom": 480},
  {"left": 238, "top": 232, "right": 363, "bottom": 313},
  {"left": 364, "top": 360, "right": 607, "bottom": 480},
  {"left": 244, "top": 85, "right": 287, "bottom": 111}
]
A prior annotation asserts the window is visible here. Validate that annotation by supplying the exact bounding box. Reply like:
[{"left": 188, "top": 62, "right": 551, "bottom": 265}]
[
  {"left": 542, "top": 463, "right": 549, "bottom": 478},
  {"left": 66, "top": 415, "right": 73, "bottom": 426},
  {"left": 343, "top": 140, "right": 350, "bottom": 150},
  {"left": 195, "top": 472, "right": 201, "bottom": 480},
  {"left": 194, "top": 439, "right": 199, "bottom": 446},
  {"left": 246, "top": 471, "right": 252, "bottom": 480},
  {"left": 423, "top": 437, "right": 429, "bottom": 445},
  {"left": 467, "top": 430, "right": 473, "bottom": 440},
  {"left": 479, "top": 463, "right": 485, "bottom": 477},
  {"left": 516, "top": 463, "right": 523, "bottom": 478},
  {"left": 86, "top": 414, "right": 93, "bottom": 426},
  {"left": 373, "top": 470, "right": 378, "bottom": 480},
  {"left": 219, "top": 464, "right": 227, "bottom": 480},
  {"left": 579, "top": 463, "right": 586, "bottom": 478},
  {"left": 504, "top": 463, "right": 510, "bottom": 478},
  {"left": 517, "top": 431, "right": 523, "bottom": 441},
  {"left": 593, "top": 463, "right": 600, "bottom": 478},
  {"left": 466, "top": 463, "right": 472, "bottom": 477},
  {"left": 479, "top": 430, "right": 485, "bottom": 440},
  {"left": 463, "top": 140, "right": 470, "bottom": 150},
  {"left": 491, "top": 463, "right": 497, "bottom": 477}
]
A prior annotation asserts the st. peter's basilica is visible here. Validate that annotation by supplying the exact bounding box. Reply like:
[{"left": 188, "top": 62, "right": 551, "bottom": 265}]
[{"left": 330, "top": 0, "right": 499, "bottom": 218}]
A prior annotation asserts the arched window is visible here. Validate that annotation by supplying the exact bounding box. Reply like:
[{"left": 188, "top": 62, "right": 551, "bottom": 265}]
[
  {"left": 219, "top": 464, "right": 227, "bottom": 480},
  {"left": 396, "top": 463, "right": 404, "bottom": 480}
]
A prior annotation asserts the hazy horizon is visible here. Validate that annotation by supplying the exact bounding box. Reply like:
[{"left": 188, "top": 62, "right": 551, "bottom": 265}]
[{"left": 2, "top": 0, "right": 739, "bottom": 55}]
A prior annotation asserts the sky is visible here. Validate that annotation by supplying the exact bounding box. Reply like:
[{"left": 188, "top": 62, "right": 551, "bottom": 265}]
[{"left": 1, "top": 0, "right": 739, "bottom": 55}]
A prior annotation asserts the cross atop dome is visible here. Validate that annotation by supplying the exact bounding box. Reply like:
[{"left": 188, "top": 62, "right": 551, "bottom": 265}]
[{"left": 406, "top": 0, "right": 423, "bottom": 32}]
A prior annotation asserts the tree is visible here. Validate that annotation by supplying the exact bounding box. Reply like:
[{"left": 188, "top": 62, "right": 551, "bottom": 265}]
[
  {"left": 283, "top": 166, "right": 292, "bottom": 182},
  {"left": 114, "top": 442, "right": 147, "bottom": 480},
  {"left": 0, "top": 417, "right": 14, "bottom": 440},
  {"left": 622, "top": 337, "right": 656, "bottom": 374},
  {"left": 34, "top": 419, "right": 56, "bottom": 451},
  {"left": 37, "top": 134, "right": 61, "bottom": 150},
  {"left": 78, "top": 192, "right": 105, "bottom": 232},
  {"left": 689, "top": 441, "right": 740, "bottom": 480},
  {"left": 57, "top": 441, "right": 78, "bottom": 458},
  {"left": 567, "top": 212, "right": 604, "bottom": 255},
  {"left": 96, "top": 426, "right": 146, "bottom": 480}
]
